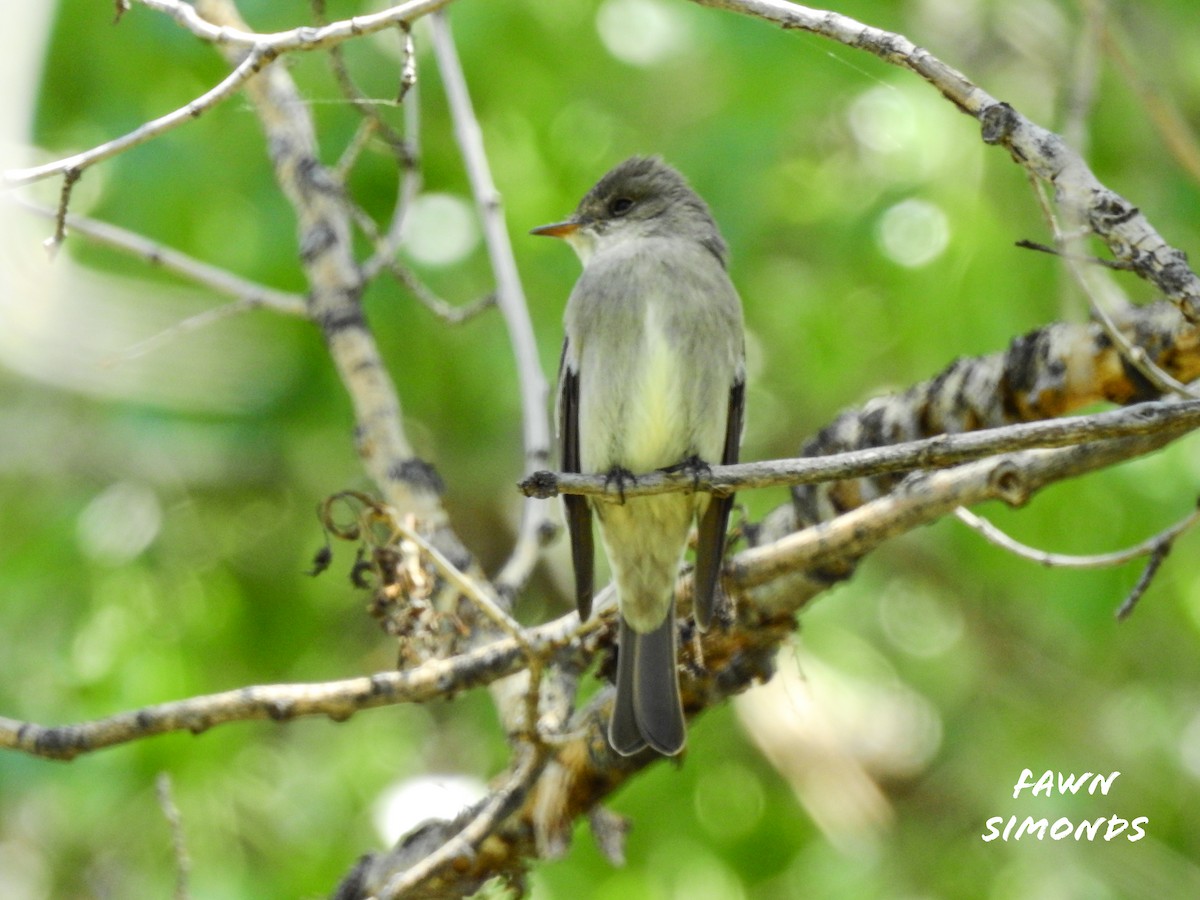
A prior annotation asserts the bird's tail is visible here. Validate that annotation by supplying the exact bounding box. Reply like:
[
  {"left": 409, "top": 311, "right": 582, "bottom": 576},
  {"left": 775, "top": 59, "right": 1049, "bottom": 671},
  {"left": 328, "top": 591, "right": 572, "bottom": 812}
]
[{"left": 609, "top": 607, "right": 685, "bottom": 756}]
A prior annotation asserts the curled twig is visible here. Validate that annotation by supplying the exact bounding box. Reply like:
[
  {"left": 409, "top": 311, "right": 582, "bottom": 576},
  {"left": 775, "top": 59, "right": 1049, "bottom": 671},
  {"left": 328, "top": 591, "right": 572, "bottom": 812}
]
[{"left": 955, "top": 502, "right": 1200, "bottom": 570}]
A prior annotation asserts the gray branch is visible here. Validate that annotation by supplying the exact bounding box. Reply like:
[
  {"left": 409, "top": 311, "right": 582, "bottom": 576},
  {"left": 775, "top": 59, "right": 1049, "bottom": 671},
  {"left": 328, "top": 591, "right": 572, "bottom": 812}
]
[
  {"left": 522, "top": 400, "right": 1200, "bottom": 501},
  {"left": 689, "top": 0, "right": 1200, "bottom": 322}
]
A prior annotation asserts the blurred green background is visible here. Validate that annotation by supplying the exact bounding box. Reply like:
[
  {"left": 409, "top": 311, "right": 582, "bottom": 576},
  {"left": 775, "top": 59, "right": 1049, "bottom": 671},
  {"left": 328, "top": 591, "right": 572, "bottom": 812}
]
[{"left": 3, "top": 0, "right": 1200, "bottom": 897}]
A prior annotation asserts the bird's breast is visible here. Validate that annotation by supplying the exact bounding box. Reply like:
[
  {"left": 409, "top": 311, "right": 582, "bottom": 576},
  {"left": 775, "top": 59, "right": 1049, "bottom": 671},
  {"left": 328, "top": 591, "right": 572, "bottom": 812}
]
[
  {"left": 620, "top": 298, "right": 685, "bottom": 471},
  {"left": 577, "top": 295, "right": 690, "bottom": 474}
]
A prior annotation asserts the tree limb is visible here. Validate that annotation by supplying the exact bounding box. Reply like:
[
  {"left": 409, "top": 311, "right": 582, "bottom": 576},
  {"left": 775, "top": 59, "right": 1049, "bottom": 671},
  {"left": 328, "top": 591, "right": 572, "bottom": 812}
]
[
  {"left": 522, "top": 398, "right": 1200, "bottom": 501},
  {"left": 429, "top": 11, "right": 557, "bottom": 600},
  {"left": 0, "top": 610, "right": 588, "bottom": 761},
  {"left": 688, "top": 0, "right": 1200, "bottom": 322}
]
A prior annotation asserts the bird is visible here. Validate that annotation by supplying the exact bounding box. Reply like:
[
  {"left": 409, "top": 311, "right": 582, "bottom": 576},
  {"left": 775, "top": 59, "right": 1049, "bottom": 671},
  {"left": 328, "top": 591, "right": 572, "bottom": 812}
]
[{"left": 531, "top": 156, "right": 746, "bottom": 756}]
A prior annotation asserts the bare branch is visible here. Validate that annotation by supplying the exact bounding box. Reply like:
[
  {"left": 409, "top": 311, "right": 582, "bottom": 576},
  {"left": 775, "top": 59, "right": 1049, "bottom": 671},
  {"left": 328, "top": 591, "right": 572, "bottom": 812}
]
[
  {"left": 333, "top": 420, "right": 1199, "bottom": 895},
  {"left": 522, "top": 399, "right": 1200, "bottom": 500},
  {"left": 4, "top": 43, "right": 278, "bottom": 189},
  {"left": 730, "top": 428, "right": 1194, "bottom": 594},
  {"left": 362, "top": 31, "right": 423, "bottom": 280},
  {"left": 687, "top": 0, "right": 1200, "bottom": 322},
  {"left": 134, "top": 0, "right": 454, "bottom": 51},
  {"left": 1015, "top": 239, "right": 1131, "bottom": 272},
  {"left": 314, "top": 0, "right": 412, "bottom": 177},
  {"left": 1115, "top": 542, "right": 1170, "bottom": 621},
  {"left": 3, "top": 1, "right": 452, "bottom": 198},
  {"left": 111, "top": 300, "right": 287, "bottom": 362},
  {"left": 156, "top": 773, "right": 192, "bottom": 900},
  {"left": 430, "top": 11, "right": 556, "bottom": 596},
  {"left": 349, "top": 201, "right": 496, "bottom": 324},
  {"left": 13, "top": 198, "right": 306, "bottom": 314},
  {"left": 955, "top": 501, "right": 1200, "bottom": 570},
  {"left": 0, "top": 610, "right": 585, "bottom": 761},
  {"left": 187, "top": 0, "right": 453, "bottom": 536},
  {"left": 384, "top": 262, "right": 496, "bottom": 324},
  {"left": 43, "top": 167, "right": 80, "bottom": 257}
]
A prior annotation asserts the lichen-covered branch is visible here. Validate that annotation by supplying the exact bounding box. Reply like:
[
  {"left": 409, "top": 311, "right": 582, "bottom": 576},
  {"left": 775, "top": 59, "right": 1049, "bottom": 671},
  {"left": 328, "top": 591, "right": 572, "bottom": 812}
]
[
  {"left": 193, "top": 0, "right": 454, "bottom": 544},
  {"left": 793, "top": 299, "right": 1199, "bottom": 524}
]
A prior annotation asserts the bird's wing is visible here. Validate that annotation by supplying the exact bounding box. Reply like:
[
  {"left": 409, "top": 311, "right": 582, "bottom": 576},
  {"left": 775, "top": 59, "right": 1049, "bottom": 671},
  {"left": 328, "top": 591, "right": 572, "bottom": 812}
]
[
  {"left": 558, "top": 338, "right": 594, "bottom": 620},
  {"left": 692, "top": 376, "right": 745, "bottom": 630}
]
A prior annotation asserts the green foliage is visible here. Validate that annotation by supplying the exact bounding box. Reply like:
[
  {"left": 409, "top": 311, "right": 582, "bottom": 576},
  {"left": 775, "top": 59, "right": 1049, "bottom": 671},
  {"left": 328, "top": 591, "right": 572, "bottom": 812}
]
[{"left": 3, "top": 0, "right": 1200, "bottom": 897}]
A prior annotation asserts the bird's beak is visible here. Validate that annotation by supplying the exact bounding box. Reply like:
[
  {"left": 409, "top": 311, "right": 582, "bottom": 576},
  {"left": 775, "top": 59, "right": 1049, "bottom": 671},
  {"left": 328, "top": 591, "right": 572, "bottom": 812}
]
[{"left": 530, "top": 219, "right": 581, "bottom": 238}]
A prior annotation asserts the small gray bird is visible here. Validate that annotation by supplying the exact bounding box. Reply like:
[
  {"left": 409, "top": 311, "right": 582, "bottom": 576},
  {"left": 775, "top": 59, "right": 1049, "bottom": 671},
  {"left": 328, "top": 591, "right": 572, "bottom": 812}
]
[{"left": 532, "top": 156, "right": 746, "bottom": 756}]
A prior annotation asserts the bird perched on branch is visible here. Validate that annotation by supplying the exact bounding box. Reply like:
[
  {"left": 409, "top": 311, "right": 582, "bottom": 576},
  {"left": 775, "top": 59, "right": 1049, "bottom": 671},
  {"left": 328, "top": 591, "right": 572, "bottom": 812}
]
[{"left": 532, "top": 156, "right": 746, "bottom": 755}]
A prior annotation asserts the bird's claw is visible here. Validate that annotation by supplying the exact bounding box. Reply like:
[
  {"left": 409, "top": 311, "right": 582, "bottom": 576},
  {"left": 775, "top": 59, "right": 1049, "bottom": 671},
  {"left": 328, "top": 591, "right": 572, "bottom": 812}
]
[
  {"left": 663, "top": 454, "right": 711, "bottom": 491},
  {"left": 604, "top": 466, "right": 638, "bottom": 503}
]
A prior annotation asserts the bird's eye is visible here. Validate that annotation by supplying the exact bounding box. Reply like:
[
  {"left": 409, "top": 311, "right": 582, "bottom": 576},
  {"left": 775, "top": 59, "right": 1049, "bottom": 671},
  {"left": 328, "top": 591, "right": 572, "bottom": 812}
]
[{"left": 609, "top": 196, "right": 634, "bottom": 216}]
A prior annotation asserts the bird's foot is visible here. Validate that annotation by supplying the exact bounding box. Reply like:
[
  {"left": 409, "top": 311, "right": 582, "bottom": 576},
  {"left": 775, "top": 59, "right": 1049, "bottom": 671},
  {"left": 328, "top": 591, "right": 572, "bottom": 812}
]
[
  {"left": 604, "top": 466, "right": 638, "bottom": 503},
  {"left": 663, "top": 454, "right": 711, "bottom": 491}
]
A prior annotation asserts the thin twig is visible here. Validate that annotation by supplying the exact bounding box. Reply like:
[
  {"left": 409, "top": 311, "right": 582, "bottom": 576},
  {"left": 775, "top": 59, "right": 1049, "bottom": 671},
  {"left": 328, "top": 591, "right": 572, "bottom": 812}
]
[
  {"left": 133, "top": 0, "right": 453, "bottom": 50},
  {"left": 109, "top": 300, "right": 287, "bottom": 362},
  {"left": 391, "top": 34, "right": 422, "bottom": 242},
  {"left": 385, "top": 262, "right": 495, "bottom": 324},
  {"left": 349, "top": 202, "right": 495, "bottom": 323},
  {"left": 44, "top": 168, "right": 81, "bottom": 257},
  {"left": 430, "top": 10, "right": 556, "bottom": 597},
  {"left": 387, "top": 510, "right": 549, "bottom": 739},
  {"left": 954, "top": 503, "right": 1200, "bottom": 568},
  {"left": 4, "top": 44, "right": 277, "bottom": 189},
  {"left": 389, "top": 514, "right": 524, "bottom": 640},
  {"left": 1015, "top": 239, "right": 1131, "bottom": 272},
  {"left": 1115, "top": 543, "right": 1170, "bottom": 621},
  {"left": 363, "top": 28, "right": 423, "bottom": 278},
  {"left": 1086, "top": 281, "right": 1198, "bottom": 399},
  {"left": 155, "top": 773, "right": 192, "bottom": 900},
  {"left": 4, "top": 1, "right": 454, "bottom": 191},
  {"left": 13, "top": 198, "right": 307, "bottom": 315},
  {"left": 1024, "top": 180, "right": 1200, "bottom": 399},
  {"left": 313, "top": 0, "right": 411, "bottom": 176}
]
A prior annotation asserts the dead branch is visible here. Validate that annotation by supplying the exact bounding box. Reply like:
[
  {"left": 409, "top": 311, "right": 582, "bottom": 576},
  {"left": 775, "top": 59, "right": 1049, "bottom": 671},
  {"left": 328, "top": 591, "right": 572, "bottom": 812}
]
[
  {"left": 688, "top": 0, "right": 1200, "bottom": 323},
  {"left": 523, "top": 397, "right": 1200, "bottom": 501},
  {"left": 0, "top": 610, "right": 587, "bottom": 761}
]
